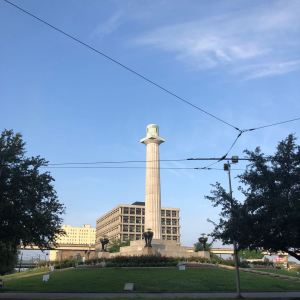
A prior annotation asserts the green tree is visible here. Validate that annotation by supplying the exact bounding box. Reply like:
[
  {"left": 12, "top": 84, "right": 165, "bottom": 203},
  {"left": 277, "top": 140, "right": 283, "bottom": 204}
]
[
  {"left": 108, "top": 239, "right": 130, "bottom": 253},
  {"left": 194, "top": 241, "right": 213, "bottom": 252},
  {"left": 0, "top": 129, "right": 65, "bottom": 274},
  {"left": 206, "top": 134, "right": 300, "bottom": 261},
  {"left": 239, "top": 249, "right": 264, "bottom": 260}
]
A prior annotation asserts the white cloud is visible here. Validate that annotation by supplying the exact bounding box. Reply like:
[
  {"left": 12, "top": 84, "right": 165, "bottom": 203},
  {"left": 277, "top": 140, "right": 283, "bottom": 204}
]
[
  {"left": 236, "top": 59, "right": 300, "bottom": 79},
  {"left": 133, "top": 0, "right": 300, "bottom": 78},
  {"left": 89, "top": 11, "right": 122, "bottom": 40}
]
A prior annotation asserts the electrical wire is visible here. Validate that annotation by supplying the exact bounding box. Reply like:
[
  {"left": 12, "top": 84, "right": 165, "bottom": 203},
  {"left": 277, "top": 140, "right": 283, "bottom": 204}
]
[
  {"left": 2, "top": 0, "right": 240, "bottom": 132},
  {"left": 242, "top": 117, "right": 300, "bottom": 132},
  {"left": 47, "top": 158, "right": 188, "bottom": 166},
  {"left": 43, "top": 165, "right": 245, "bottom": 171}
]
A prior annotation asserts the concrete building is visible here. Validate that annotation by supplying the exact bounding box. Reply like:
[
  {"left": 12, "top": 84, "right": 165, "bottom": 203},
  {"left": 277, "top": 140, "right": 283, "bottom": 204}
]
[
  {"left": 96, "top": 201, "right": 180, "bottom": 250},
  {"left": 49, "top": 224, "right": 96, "bottom": 261},
  {"left": 55, "top": 224, "right": 96, "bottom": 245}
]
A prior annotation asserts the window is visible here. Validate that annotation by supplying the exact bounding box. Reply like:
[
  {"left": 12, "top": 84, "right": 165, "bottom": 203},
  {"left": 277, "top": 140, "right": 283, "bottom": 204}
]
[
  {"left": 123, "top": 216, "right": 129, "bottom": 223},
  {"left": 130, "top": 208, "right": 135, "bottom": 214},
  {"left": 129, "top": 225, "right": 135, "bottom": 232},
  {"left": 172, "top": 219, "right": 177, "bottom": 226},
  {"left": 172, "top": 211, "right": 177, "bottom": 217},
  {"left": 161, "top": 218, "right": 165, "bottom": 225},
  {"left": 172, "top": 228, "right": 177, "bottom": 234},
  {"left": 136, "top": 208, "right": 141, "bottom": 215},
  {"left": 166, "top": 219, "right": 171, "bottom": 225},
  {"left": 166, "top": 210, "right": 171, "bottom": 217},
  {"left": 130, "top": 216, "right": 135, "bottom": 223},
  {"left": 166, "top": 227, "right": 171, "bottom": 234},
  {"left": 136, "top": 226, "right": 141, "bottom": 232},
  {"left": 172, "top": 236, "right": 177, "bottom": 241},
  {"left": 123, "top": 225, "right": 128, "bottom": 232},
  {"left": 136, "top": 217, "right": 141, "bottom": 224},
  {"left": 161, "top": 210, "right": 165, "bottom": 217},
  {"left": 167, "top": 235, "right": 171, "bottom": 240},
  {"left": 123, "top": 207, "right": 129, "bottom": 214},
  {"left": 162, "top": 228, "right": 165, "bottom": 234},
  {"left": 129, "top": 234, "right": 135, "bottom": 241}
]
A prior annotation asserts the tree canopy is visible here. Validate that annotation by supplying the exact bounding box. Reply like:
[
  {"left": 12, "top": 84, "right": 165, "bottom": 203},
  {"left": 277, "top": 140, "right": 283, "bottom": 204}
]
[
  {"left": 206, "top": 134, "right": 300, "bottom": 261},
  {"left": 0, "top": 129, "right": 65, "bottom": 273}
]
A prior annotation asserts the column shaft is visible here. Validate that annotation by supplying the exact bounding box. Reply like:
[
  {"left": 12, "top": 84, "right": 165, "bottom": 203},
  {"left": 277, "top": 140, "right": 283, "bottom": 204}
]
[{"left": 145, "top": 141, "right": 161, "bottom": 239}]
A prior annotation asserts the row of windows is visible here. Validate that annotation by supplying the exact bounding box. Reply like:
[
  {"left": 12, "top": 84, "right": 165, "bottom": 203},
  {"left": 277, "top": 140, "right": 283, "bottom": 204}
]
[
  {"left": 121, "top": 207, "right": 179, "bottom": 218},
  {"left": 122, "top": 207, "right": 144, "bottom": 215},
  {"left": 120, "top": 216, "right": 178, "bottom": 226},
  {"left": 121, "top": 217, "right": 179, "bottom": 225},
  {"left": 162, "top": 227, "right": 178, "bottom": 234},
  {"left": 121, "top": 234, "right": 178, "bottom": 242},
  {"left": 121, "top": 225, "right": 179, "bottom": 235}
]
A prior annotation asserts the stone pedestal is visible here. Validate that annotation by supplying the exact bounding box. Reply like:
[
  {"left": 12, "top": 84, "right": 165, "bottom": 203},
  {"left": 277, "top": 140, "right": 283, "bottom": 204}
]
[
  {"left": 97, "top": 251, "right": 111, "bottom": 259},
  {"left": 117, "top": 239, "right": 210, "bottom": 258}
]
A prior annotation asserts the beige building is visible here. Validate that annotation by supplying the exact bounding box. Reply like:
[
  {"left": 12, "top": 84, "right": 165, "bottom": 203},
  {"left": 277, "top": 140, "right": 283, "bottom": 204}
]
[
  {"left": 55, "top": 224, "right": 96, "bottom": 245},
  {"left": 96, "top": 202, "right": 180, "bottom": 250}
]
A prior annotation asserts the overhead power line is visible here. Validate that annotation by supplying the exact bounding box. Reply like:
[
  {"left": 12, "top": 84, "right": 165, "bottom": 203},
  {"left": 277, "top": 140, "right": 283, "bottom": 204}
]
[
  {"left": 47, "top": 158, "right": 187, "bottom": 166},
  {"left": 44, "top": 156, "right": 266, "bottom": 166},
  {"left": 2, "top": 0, "right": 240, "bottom": 132},
  {"left": 242, "top": 117, "right": 300, "bottom": 132},
  {"left": 44, "top": 165, "right": 245, "bottom": 171}
]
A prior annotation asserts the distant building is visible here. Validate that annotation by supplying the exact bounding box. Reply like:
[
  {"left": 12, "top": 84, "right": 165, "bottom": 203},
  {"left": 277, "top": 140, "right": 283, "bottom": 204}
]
[
  {"left": 96, "top": 202, "right": 180, "bottom": 250},
  {"left": 55, "top": 224, "right": 96, "bottom": 245}
]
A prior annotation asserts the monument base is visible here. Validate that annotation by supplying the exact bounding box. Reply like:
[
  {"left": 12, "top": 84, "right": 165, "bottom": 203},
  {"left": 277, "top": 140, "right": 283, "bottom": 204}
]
[{"left": 97, "top": 239, "right": 210, "bottom": 259}]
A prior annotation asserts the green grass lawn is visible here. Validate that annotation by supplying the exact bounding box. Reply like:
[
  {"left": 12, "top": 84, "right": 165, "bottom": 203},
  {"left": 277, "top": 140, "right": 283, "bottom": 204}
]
[
  {"left": 2, "top": 267, "right": 49, "bottom": 280},
  {"left": 3, "top": 267, "right": 300, "bottom": 292},
  {"left": 254, "top": 268, "right": 300, "bottom": 278}
]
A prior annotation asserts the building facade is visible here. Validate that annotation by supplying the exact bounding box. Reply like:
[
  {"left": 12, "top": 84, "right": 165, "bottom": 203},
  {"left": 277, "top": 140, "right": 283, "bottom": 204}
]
[
  {"left": 96, "top": 202, "right": 180, "bottom": 250},
  {"left": 55, "top": 224, "right": 96, "bottom": 245}
]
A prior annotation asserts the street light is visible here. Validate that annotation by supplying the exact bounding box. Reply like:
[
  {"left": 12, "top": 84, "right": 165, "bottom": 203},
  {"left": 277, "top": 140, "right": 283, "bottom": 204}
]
[{"left": 224, "top": 156, "right": 242, "bottom": 298}]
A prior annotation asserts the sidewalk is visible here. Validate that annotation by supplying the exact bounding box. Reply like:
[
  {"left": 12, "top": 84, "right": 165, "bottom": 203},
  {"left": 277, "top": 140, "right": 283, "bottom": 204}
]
[{"left": 1, "top": 292, "right": 300, "bottom": 299}]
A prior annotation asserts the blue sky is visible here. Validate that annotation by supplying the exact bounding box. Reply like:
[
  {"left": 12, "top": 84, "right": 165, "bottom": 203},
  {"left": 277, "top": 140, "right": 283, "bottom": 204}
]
[{"left": 1, "top": 0, "right": 299, "bottom": 247}]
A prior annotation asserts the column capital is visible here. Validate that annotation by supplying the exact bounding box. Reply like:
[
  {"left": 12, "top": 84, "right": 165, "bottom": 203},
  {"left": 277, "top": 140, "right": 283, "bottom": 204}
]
[{"left": 140, "top": 136, "right": 165, "bottom": 145}]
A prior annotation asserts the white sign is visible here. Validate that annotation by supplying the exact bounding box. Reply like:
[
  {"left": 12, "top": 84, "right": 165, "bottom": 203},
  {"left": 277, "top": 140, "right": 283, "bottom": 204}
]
[
  {"left": 49, "top": 266, "right": 54, "bottom": 272},
  {"left": 42, "top": 274, "right": 50, "bottom": 282},
  {"left": 178, "top": 265, "right": 186, "bottom": 271},
  {"left": 124, "top": 283, "right": 134, "bottom": 291}
]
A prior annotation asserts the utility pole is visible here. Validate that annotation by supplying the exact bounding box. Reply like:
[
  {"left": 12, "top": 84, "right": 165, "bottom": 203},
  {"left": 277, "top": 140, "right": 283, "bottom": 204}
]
[{"left": 224, "top": 157, "right": 242, "bottom": 298}]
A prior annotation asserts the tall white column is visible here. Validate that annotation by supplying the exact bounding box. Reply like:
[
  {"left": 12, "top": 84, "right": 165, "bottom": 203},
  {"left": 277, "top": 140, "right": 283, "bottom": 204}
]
[{"left": 140, "top": 124, "right": 165, "bottom": 240}]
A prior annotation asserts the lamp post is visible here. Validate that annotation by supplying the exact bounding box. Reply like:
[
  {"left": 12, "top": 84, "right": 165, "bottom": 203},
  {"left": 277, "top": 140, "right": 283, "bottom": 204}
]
[{"left": 224, "top": 156, "right": 241, "bottom": 298}]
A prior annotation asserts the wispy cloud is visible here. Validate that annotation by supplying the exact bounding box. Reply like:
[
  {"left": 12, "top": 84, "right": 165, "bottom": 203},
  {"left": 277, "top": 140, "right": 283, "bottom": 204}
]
[
  {"left": 133, "top": 0, "right": 300, "bottom": 79},
  {"left": 235, "top": 59, "right": 300, "bottom": 79},
  {"left": 89, "top": 11, "right": 123, "bottom": 40}
]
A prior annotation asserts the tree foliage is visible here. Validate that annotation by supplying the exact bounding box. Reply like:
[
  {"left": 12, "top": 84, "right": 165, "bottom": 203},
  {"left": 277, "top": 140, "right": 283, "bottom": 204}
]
[
  {"left": 194, "top": 241, "right": 213, "bottom": 252},
  {"left": 239, "top": 249, "right": 264, "bottom": 260},
  {"left": 206, "top": 134, "right": 300, "bottom": 261},
  {"left": 0, "top": 129, "right": 65, "bottom": 274},
  {"left": 108, "top": 239, "right": 130, "bottom": 253}
]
